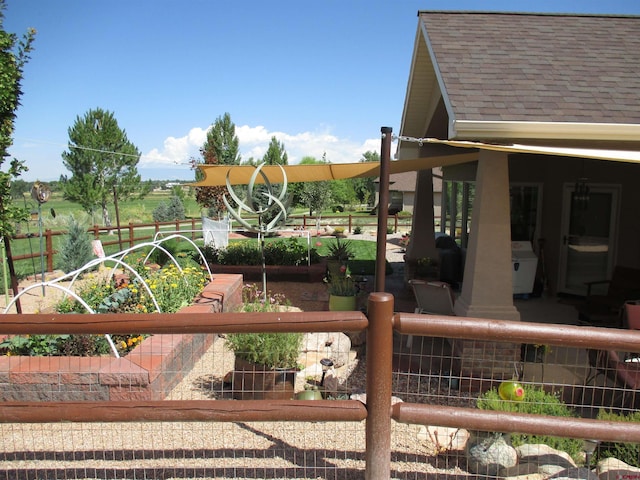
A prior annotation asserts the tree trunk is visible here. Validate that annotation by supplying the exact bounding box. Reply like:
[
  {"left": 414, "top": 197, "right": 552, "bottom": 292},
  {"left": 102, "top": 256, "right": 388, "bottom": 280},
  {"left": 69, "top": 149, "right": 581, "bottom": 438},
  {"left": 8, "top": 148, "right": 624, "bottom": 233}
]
[{"left": 102, "top": 204, "right": 112, "bottom": 227}]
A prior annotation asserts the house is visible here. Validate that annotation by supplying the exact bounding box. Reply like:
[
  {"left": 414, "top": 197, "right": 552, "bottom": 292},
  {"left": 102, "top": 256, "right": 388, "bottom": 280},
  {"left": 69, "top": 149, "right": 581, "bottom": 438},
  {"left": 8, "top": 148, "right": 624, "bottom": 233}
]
[
  {"left": 398, "top": 10, "right": 640, "bottom": 381},
  {"left": 373, "top": 169, "right": 447, "bottom": 221}
]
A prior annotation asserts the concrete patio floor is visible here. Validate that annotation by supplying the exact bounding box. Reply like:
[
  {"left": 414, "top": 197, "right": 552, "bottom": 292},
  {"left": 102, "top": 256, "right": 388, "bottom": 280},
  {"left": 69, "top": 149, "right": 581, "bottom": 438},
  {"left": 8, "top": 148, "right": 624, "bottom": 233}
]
[{"left": 382, "top": 257, "right": 638, "bottom": 416}]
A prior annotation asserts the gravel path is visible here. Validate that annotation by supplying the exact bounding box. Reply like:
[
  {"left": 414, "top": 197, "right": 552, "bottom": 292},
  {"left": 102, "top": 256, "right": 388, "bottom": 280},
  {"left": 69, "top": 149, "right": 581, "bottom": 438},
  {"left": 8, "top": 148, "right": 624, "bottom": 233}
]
[{"left": 0, "top": 233, "right": 472, "bottom": 479}]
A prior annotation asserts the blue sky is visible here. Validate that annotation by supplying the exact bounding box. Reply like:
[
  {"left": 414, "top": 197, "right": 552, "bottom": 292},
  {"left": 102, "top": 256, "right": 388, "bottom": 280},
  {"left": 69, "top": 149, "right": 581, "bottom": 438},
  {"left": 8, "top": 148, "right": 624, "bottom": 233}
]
[{"left": 5, "top": 0, "right": 640, "bottom": 181}]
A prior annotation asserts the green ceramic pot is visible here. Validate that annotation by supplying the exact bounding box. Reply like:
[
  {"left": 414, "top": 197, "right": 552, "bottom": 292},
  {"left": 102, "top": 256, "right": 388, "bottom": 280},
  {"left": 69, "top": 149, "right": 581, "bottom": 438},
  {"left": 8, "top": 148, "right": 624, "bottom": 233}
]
[
  {"left": 329, "top": 294, "right": 357, "bottom": 311},
  {"left": 296, "top": 389, "right": 323, "bottom": 400}
]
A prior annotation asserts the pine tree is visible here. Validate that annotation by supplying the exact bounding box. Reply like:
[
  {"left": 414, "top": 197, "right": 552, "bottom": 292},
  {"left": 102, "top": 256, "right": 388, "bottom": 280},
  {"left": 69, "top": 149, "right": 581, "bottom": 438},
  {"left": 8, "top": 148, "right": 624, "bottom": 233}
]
[
  {"left": 194, "top": 112, "right": 241, "bottom": 216},
  {"left": 61, "top": 108, "right": 150, "bottom": 226},
  {"left": 262, "top": 136, "right": 288, "bottom": 165},
  {"left": 59, "top": 217, "right": 93, "bottom": 273}
]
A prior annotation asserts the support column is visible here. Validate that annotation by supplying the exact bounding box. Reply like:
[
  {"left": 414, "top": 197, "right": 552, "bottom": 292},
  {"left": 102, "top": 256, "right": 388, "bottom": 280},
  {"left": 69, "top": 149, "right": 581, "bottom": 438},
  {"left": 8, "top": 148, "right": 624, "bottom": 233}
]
[
  {"left": 454, "top": 150, "right": 519, "bottom": 321},
  {"left": 404, "top": 170, "right": 438, "bottom": 284},
  {"left": 452, "top": 150, "right": 519, "bottom": 389}
]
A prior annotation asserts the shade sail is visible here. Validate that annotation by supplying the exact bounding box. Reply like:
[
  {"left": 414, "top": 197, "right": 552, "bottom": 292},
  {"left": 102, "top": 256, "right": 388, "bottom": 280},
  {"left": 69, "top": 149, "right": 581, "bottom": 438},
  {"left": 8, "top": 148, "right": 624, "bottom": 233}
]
[
  {"left": 191, "top": 152, "right": 478, "bottom": 186},
  {"left": 434, "top": 139, "right": 640, "bottom": 163},
  {"left": 190, "top": 137, "right": 640, "bottom": 186}
]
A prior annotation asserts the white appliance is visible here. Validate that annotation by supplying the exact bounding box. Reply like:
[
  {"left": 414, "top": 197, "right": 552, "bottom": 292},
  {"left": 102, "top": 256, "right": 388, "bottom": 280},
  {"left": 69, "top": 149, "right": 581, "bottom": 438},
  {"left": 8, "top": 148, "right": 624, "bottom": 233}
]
[{"left": 512, "top": 241, "right": 538, "bottom": 295}]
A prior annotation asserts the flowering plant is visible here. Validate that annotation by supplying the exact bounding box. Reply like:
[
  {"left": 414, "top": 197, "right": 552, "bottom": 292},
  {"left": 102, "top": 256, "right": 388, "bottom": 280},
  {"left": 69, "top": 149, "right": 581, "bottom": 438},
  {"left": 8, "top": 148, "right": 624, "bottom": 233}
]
[
  {"left": 239, "top": 283, "right": 290, "bottom": 312},
  {"left": 327, "top": 274, "right": 358, "bottom": 296}
]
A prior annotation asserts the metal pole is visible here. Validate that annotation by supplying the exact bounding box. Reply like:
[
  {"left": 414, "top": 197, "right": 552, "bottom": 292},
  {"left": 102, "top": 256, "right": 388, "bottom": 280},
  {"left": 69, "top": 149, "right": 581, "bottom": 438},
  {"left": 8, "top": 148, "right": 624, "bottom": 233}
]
[
  {"left": 365, "top": 292, "right": 394, "bottom": 480},
  {"left": 38, "top": 203, "right": 45, "bottom": 295},
  {"left": 1, "top": 238, "right": 8, "bottom": 304},
  {"left": 375, "top": 127, "right": 392, "bottom": 292},
  {"left": 113, "top": 184, "right": 123, "bottom": 251}
]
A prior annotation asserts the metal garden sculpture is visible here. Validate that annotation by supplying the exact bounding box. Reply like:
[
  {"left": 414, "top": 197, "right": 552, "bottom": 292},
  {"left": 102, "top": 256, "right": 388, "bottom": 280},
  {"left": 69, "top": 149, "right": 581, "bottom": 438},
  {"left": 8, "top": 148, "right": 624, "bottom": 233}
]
[{"left": 223, "top": 163, "right": 290, "bottom": 300}]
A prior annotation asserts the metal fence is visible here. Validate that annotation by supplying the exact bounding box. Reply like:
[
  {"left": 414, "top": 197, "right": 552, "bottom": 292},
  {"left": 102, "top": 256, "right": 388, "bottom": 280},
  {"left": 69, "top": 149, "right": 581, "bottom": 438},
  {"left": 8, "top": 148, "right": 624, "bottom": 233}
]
[{"left": 1, "top": 294, "right": 640, "bottom": 479}]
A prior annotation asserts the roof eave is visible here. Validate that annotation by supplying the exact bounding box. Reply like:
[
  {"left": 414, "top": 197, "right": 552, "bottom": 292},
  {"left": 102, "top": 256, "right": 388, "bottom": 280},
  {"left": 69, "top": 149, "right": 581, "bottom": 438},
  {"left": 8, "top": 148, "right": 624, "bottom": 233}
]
[{"left": 451, "top": 120, "right": 640, "bottom": 142}]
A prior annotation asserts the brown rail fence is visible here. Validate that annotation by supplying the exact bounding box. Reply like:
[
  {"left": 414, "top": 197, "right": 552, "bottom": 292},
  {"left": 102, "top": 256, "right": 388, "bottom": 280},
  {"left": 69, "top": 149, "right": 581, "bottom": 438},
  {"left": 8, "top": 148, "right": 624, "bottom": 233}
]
[
  {"left": 2, "top": 293, "right": 640, "bottom": 478},
  {"left": 11, "top": 218, "right": 203, "bottom": 273},
  {"left": 8, "top": 214, "right": 411, "bottom": 275}
]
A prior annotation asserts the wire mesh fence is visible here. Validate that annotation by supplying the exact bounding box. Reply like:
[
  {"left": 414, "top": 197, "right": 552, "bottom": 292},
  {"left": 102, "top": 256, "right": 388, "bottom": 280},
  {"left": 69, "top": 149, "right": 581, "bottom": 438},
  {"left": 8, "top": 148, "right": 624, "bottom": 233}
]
[{"left": 2, "top": 305, "right": 640, "bottom": 479}]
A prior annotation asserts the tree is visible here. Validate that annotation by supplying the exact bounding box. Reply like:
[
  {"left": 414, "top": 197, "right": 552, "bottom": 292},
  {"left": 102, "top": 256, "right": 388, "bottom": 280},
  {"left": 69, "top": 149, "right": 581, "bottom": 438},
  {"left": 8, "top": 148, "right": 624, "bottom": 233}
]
[
  {"left": 0, "top": 1, "right": 35, "bottom": 240},
  {"left": 204, "top": 112, "right": 241, "bottom": 166},
  {"left": 294, "top": 156, "right": 332, "bottom": 217},
  {"left": 194, "top": 113, "right": 241, "bottom": 216},
  {"left": 59, "top": 217, "right": 93, "bottom": 273},
  {"left": 61, "top": 108, "right": 148, "bottom": 226},
  {"left": 351, "top": 150, "right": 378, "bottom": 206},
  {"left": 262, "top": 136, "right": 288, "bottom": 165}
]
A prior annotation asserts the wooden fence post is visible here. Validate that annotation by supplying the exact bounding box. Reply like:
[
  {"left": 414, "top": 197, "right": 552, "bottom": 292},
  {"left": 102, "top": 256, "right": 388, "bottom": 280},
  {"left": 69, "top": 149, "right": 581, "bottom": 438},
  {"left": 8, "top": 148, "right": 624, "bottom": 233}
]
[
  {"left": 45, "top": 229, "right": 54, "bottom": 272},
  {"left": 365, "top": 291, "right": 394, "bottom": 480}
]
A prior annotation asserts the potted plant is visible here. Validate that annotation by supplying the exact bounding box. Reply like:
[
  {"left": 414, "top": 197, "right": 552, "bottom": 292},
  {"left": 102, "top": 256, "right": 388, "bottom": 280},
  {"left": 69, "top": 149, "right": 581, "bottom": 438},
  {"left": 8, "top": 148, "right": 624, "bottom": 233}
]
[
  {"left": 326, "top": 237, "right": 355, "bottom": 280},
  {"left": 327, "top": 273, "right": 358, "bottom": 311},
  {"left": 326, "top": 237, "right": 355, "bottom": 264},
  {"left": 226, "top": 332, "right": 303, "bottom": 400}
]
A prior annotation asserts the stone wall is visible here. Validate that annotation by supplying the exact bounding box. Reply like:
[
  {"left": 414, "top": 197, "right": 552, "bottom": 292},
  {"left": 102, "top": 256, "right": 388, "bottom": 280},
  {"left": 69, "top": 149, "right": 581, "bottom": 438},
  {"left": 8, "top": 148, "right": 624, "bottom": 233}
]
[{"left": 0, "top": 274, "right": 243, "bottom": 402}]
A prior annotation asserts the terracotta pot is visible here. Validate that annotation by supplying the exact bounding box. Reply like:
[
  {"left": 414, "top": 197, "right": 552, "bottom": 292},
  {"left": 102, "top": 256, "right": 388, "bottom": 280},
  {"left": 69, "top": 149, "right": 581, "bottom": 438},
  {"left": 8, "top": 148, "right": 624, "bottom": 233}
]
[
  {"left": 329, "top": 294, "right": 357, "bottom": 311},
  {"left": 625, "top": 301, "right": 640, "bottom": 330},
  {"left": 231, "top": 357, "right": 296, "bottom": 400}
]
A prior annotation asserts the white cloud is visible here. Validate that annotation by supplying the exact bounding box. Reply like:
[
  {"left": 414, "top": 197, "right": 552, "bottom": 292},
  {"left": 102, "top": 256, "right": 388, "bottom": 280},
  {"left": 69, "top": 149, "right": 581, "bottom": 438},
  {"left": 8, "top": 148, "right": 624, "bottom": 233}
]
[
  {"left": 140, "top": 124, "right": 379, "bottom": 169},
  {"left": 140, "top": 127, "right": 209, "bottom": 167}
]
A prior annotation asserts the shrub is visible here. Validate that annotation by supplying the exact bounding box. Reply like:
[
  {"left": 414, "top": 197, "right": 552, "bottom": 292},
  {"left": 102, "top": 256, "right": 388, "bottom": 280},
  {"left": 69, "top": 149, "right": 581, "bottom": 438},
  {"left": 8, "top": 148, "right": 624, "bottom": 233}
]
[
  {"left": 477, "top": 386, "right": 584, "bottom": 462},
  {"left": 596, "top": 410, "right": 640, "bottom": 467},
  {"left": 152, "top": 195, "right": 185, "bottom": 222},
  {"left": 332, "top": 205, "right": 344, "bottom": 213},
  {"left": 59, "top": 217, "right": 93, "bottom": 273},
  {"left": 353, "top": 226, "right": 362, "bottom": 235},
  {"left": 205, "top": 239, "right": 320, "bottom": 266}
]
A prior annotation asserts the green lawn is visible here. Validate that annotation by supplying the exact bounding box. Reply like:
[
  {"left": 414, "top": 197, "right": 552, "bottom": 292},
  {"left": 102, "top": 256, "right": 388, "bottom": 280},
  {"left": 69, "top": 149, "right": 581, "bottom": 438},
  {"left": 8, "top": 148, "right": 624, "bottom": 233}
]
[{"left": 5, "top": 191, "right": 400, "bottom": 279}]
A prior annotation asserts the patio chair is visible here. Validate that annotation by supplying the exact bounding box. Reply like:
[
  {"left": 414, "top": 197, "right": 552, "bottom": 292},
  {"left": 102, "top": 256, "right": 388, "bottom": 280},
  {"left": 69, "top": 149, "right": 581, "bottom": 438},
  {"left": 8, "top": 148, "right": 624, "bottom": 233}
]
[
  {"left": 406, "top": 279, "right": 455, "bottom": 348},
  {"left": 585, "top": 348, "right": 640, "bottom": 409},
  {"left": 577, "top": 266, "right": 640, "bottom": 328}
]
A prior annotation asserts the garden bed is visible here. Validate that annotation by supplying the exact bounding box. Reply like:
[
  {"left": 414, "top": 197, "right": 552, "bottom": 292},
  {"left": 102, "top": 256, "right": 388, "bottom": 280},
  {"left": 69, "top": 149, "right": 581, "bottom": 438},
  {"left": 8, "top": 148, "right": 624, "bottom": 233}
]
[
  {"left": 210, "top": 261, "right": 326, "bottom": 282},
  {"left": 0, "top": 274, "right": 243, "bottom": 402}
]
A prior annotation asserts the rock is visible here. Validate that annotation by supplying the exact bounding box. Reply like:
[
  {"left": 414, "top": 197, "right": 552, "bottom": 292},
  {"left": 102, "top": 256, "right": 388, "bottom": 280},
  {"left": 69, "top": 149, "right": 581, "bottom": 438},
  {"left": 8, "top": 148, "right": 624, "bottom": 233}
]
[
  {"left": 597, "top": 457, "right": 640, "bottom": 479},
  {"left": 346, "top": 330, "right": 366, "bottom": 347},
  {"left": 322, "top": 367, "right": 339, "bottom": 394},
  {"left": 547, "top": 466, "right": 598, "bottom": 479},
  {"left": 302, "top": 332, "right": 351, "bottom": 368},
  {"left": 516, "top": 444, "right": 577, "bottom": 470},
  {"left": 416, "top": 426, "right": 470, "bottom": 452},
  {"left": 349, "top": 393, "right": 403, "bottom": 405},
  {"left": 500, "top": 462, "right": 545, "bottom": 479},
  {"left": 466, "top": 432, "right": 517, "bottom": 476}
]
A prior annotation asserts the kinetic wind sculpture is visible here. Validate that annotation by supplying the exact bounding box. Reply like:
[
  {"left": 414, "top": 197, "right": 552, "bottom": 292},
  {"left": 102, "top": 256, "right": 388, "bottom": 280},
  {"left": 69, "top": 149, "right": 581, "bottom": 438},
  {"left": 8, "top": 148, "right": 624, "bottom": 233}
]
[
  {"left": 31, "top": 181, "right": 51, "bottom": 293},
  {"left": 223, "top": 163, "right": 290, "bottom": 299}
]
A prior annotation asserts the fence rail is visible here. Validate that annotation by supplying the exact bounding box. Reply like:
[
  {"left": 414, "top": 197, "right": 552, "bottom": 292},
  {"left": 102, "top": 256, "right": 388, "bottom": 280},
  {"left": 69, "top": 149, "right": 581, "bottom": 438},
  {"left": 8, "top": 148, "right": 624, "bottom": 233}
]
[
  {"left": 2, "top": 294, "right": 640, "bottom": 478},
  {"left": 7, "top": 214, "right": 412, "bottom": 275}
]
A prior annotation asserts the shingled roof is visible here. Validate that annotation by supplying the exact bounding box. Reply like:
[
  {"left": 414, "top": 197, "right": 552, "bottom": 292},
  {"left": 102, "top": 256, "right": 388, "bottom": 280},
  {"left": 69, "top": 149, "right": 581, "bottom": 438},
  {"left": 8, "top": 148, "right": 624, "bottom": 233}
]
[
  {"left": 401, "top": 11, "right": 640, "bottom": 148},
  {"left": 421, "top": 11, "right": 640, "bottom": 124}
]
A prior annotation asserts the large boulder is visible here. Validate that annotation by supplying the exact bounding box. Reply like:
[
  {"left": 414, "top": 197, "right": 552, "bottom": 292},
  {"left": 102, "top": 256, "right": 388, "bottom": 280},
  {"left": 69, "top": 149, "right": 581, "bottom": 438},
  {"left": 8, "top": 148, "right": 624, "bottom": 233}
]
[
  {"left": 302, "top": 332, "right": 351, "bottom": 368},
  {"left": 466, "top": 432, "right": 517, "bottom": 476}
]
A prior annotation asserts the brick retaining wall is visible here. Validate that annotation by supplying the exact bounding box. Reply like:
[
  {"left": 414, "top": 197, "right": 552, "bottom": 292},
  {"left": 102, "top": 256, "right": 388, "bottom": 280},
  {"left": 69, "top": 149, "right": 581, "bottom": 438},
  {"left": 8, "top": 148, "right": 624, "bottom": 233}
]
[{"left": 0, "top": 274, "right": 243, "bottom": 402}]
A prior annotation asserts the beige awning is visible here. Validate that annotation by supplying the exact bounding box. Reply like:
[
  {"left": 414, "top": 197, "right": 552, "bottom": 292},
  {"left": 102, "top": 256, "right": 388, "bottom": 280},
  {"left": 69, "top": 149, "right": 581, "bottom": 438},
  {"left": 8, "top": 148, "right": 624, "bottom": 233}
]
[
  {"left": 190, "top": 138, "right": 640, "bottom": 186},
  {"left": 430, "top": 139, "right": 640, "bottom": 163},
  {"left": 191, "top": 152, "right": 477, "bottom": 186}
]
